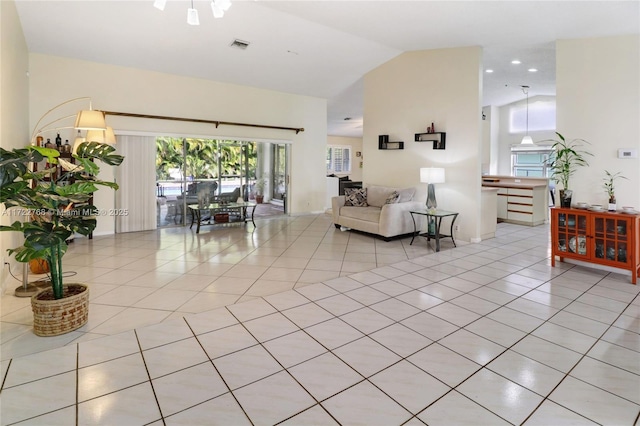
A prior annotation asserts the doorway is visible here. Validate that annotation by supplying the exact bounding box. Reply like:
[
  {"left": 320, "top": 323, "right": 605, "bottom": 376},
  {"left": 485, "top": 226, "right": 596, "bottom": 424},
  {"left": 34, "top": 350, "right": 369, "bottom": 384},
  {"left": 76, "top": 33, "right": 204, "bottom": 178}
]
[{"left": 155, "top": 137, "right": 287, "bottom": 227}]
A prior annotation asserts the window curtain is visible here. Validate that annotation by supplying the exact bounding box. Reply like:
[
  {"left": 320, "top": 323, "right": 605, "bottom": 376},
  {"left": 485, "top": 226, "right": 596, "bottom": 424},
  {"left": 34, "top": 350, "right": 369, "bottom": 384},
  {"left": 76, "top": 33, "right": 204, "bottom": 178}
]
[{"left": 115, "top": 135, "right": 157, "bottom": 232}]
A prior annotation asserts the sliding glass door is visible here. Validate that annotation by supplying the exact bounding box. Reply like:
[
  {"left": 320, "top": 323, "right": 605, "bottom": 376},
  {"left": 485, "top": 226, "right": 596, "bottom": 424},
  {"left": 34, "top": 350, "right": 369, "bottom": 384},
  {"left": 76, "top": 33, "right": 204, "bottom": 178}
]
[
  {"left": 272, "top": 143, "right": 288, "bottom": 204},
  {"left": 156, "top": 138, "right": 285, "bottom": 227}
]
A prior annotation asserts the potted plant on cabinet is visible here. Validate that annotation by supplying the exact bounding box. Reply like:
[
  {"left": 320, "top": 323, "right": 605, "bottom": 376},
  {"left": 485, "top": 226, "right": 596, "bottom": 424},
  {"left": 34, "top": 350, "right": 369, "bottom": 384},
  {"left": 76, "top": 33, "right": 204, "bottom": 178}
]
[
  {"left": 545, "top": 132, "right": 593, "bottom": 207},
  {"left": 603, "top": 170, "right": 627, "bottom": 211},
  {"left": 0, "top": 142, "right": 123, "bottom": 336}
]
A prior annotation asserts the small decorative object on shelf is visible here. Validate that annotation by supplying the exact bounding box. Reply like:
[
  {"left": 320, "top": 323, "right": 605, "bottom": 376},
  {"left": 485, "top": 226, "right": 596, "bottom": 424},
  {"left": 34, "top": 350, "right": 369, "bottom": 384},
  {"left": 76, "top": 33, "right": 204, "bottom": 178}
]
[{"left": 603, "top": 170, "right": 627, "bottom": 211}]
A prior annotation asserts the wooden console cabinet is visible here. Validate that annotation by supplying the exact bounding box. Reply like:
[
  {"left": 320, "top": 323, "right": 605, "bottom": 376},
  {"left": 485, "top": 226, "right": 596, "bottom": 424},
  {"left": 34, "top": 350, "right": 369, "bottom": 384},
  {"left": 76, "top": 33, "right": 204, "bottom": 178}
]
[{"left": 551, "top": 207, "right": 639, "bottom": 284}]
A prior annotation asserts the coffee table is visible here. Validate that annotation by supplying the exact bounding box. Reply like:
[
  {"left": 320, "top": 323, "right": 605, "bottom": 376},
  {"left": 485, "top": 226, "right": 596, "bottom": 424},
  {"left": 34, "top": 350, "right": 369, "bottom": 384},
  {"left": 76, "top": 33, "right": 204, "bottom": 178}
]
[{"left": 188, "top": 202, "right": 257, "bottom": 233}]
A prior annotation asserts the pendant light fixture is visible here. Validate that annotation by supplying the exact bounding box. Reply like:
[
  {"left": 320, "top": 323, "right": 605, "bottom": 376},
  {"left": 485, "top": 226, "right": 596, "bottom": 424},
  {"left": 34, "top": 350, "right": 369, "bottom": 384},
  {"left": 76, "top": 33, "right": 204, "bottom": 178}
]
[
  {"left": 187, "top": 0, "right": 199, "bottom": 25},
  {"left": 521, "top": 85, "right": 533, "bottom": 145},
  {"left": 153, "top": 0, "right": 232, "bottom": 24}
]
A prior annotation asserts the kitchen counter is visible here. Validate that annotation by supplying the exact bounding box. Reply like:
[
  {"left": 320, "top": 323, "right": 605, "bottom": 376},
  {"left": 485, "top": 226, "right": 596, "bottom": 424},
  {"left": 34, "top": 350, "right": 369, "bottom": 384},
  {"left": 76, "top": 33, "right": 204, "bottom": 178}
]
[
  {"left": 482, "top": 176, "right": 549, "bottom": 226},
  {"left": 482, "top": 181, "right": 547, "bottom": 189}
]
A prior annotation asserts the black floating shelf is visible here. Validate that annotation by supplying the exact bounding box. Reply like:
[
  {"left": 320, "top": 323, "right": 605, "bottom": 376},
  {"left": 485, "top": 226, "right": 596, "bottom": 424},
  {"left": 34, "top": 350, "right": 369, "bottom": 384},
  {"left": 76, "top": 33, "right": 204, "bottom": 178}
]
[
  {"left": 415, "top": 132, "right": 446, "bottom": 150},
  {"left": 378, "top": 134, "right": 404, "bottom": 150}
]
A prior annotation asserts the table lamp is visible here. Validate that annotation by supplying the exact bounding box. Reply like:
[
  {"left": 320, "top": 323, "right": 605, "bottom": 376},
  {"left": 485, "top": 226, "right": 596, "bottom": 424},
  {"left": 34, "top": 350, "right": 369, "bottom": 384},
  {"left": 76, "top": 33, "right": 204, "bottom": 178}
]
[{"left": 420, "top": 167, "right": 445, "bottom": 211}]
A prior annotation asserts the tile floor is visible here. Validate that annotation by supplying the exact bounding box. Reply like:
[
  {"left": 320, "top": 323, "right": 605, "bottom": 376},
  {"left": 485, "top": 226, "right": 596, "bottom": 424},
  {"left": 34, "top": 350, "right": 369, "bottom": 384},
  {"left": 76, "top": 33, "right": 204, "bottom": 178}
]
[{"left": 1, "top": 214, "right": 639, "bottom": 425}]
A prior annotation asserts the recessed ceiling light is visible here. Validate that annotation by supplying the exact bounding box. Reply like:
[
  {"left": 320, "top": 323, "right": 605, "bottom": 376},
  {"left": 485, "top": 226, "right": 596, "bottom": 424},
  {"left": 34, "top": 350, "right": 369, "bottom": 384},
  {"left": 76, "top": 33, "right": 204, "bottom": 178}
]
[
  {"left": 485, "top": 69, "right": 494, "bottom": 73},
  {"left": 511, "top": 60, "right": 521, "bottom": 65},
  {"left": 528, "top": 68, "right": 538, "bottom": 72}
]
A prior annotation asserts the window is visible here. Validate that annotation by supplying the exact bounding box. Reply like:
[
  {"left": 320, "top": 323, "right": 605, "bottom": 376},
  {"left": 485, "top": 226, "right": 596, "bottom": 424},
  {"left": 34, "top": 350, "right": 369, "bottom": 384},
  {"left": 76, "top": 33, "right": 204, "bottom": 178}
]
[
  {"left": 511, "top": 147, "right": 553, "bottom": 177},
  {"left": 326, "top": 145, "right": 351, "bottom": 174}
]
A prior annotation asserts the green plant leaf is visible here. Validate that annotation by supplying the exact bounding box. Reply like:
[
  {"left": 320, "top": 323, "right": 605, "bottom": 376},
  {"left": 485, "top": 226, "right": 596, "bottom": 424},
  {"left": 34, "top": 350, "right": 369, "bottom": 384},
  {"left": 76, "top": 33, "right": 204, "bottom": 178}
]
[
  {"left": 73, "top": 158, "right": 99, "bottom": 175},
  {"left": 0, "top": 147, "right": 42, "bottom": 187},
  {"left": 31, "top": 146, "right": 60, "bottom": 164},
  {"left": 23, "top": 225, "right": 71, "bottom": 251},
  {"left": 55, "top": 182, "right": 98, "bottom": 197},
  {"left": 8, "top": 245, "right": 50, "bottom": 263},
  {"left": 76, "top": 141, "right": 124, "bottom": 166}
]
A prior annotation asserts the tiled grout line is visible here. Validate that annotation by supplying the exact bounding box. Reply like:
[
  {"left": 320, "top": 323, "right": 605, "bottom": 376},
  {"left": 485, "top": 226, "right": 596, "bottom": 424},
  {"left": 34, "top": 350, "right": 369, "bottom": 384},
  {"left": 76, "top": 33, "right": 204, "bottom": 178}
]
[
  {"left": 518, "top": 276, "right": 640, "bottom": 424},
  {"left": 223, "top": 298, "right": 345, "bottom": 425},
  {"left": 182, "top": 315, "right": 256, "bottom": 426},
  {"left": 7, "top": 223, "right": 629, "bottom": 426},
  {"left": 134, "top": 328, "right": 168, "bottom": 426},
  {"left": 75, "top": 345, "right": 79, "bottom": 426},
  {"left": 309, "top": 253, "right": 636, "bottom": 424}
]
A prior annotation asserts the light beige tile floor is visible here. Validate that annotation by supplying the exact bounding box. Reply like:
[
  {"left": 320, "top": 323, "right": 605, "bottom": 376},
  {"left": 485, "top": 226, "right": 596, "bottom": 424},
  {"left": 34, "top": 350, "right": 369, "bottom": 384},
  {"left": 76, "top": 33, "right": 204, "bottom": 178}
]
[{"left": 1, "top": 214, "right": 639, "bottom": 425}]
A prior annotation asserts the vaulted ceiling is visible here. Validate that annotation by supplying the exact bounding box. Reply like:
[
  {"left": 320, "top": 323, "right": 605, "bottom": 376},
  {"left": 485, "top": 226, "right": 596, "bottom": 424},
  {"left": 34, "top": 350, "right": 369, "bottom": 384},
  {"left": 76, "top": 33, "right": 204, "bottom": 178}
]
[{"left": 15, "top": 1, "right": 639, "bottom": 137}]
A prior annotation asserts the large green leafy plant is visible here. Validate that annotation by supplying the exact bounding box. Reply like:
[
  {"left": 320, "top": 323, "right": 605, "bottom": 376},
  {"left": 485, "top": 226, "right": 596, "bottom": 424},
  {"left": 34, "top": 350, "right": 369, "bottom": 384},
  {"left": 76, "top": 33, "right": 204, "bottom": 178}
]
[
  {"left": 0, "top": 142, "right": 124, "bottom": 299},
  {"left": 546, "top": 132, "right": 592, "bottom": 190}
]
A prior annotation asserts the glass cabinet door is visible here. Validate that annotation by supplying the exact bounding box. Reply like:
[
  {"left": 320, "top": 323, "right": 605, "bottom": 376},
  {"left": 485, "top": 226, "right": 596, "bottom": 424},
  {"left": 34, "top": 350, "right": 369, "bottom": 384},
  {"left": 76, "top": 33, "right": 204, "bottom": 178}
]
[
  {"left": 593, "top": 216, "right": 629, "bottom": 265},
  {"left": 557, "top": 212, "right": 589, "bottom": 257}
]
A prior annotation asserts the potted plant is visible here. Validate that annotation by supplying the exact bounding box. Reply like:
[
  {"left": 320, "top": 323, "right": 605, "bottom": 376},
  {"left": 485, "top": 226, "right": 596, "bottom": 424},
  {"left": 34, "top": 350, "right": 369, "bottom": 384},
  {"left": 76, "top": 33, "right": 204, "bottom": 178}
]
[
  {"left": 254, "top": 175, "right": 267, "bottom": 204},
  {"left": 0, "top": 142, "right": 123, "bottom": 336},
  {"left": 545, "top": 132, "right": 593, "bottom": 207},
  {"left": 603, "top": 170, "right": 627, "bottom": 211}
]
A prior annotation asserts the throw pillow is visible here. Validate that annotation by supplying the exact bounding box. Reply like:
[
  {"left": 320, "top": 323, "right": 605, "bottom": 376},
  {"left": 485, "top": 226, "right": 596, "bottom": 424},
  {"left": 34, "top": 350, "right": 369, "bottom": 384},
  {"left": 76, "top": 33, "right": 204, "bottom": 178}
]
[
  {"left": 384, "top": 191, "right": 400, "bottom": 204},
  {"left": 344, "top": 188, "right": 368, "bottom": 207}
]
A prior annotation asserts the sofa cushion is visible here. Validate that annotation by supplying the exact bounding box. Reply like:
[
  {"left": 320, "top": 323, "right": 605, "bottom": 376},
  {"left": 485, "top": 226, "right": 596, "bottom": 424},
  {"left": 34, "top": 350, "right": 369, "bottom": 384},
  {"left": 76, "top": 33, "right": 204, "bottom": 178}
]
[
  {"left": 340, "top": 206, "right": 381, "bottom": 223},
  {"left": 385, "top": 191, "right": 400, "bottom": 204},
  {"left": 344, "top": 188, "right": 368, "bottom": 207},
  {"left": 366, "top": 186, "right": 397, "bottom": 207}
]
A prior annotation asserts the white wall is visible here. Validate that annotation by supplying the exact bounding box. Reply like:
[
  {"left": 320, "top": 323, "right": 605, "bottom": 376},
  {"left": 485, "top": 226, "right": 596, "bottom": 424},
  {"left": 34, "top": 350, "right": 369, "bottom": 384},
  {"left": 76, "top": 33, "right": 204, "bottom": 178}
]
[
  {"left": 556, "top": 35, "right": 640, "bottom": 207},
  {"left": 1, "top": 0, "right": 30, "bottom": 294},
  {"left": 496, "top": 95, "right": 557, "bottom": 176},
  {"left": 481, "top": 105, "right": 499, "bottom": 175},
  {"left": 363, "top": 47, "right": 483, "bottom": 242},
  {"left": 327, "top": 135, "right": 363, "bottom": 182},
  {"left": 28, "top": 54, "right": 328, "bottom": 235}
]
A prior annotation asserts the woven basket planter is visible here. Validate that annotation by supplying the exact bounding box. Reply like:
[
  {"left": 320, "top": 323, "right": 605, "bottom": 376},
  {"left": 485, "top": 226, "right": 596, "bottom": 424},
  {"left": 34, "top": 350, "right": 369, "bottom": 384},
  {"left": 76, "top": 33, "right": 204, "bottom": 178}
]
[{"left": 31, "top": 284, "right": 89, "bottom": 337}]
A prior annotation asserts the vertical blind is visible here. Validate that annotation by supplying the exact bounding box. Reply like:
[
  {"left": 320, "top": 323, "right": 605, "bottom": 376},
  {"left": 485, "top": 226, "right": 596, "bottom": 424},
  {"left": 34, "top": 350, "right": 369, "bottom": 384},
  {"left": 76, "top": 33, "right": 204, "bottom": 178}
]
[{"left": 115, "top": 135, "right": 157, "bottom": 232}]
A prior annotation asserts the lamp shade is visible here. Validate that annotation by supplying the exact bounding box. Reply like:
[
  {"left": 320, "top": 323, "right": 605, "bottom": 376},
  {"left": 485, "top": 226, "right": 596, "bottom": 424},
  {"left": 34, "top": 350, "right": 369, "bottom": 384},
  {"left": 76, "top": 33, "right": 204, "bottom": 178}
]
[
  {"left": 105, "top": 126, "right": 117, "bottom": 144},
  {"left": 85, "top": 129, "right": 105, "bottom": 143},
  {"left": 420, "top": 167, "right": 445, "bottom": 184},
  {"left": 72, "top": 137, "right": 86, "bottom": 155},
  {"left": 521, "top": 135, "right": 534, "bottom": 145},
  {"left": 74, "top": 110, "right": 106, "bottom": 130},
  {"left": 85, "top": 127, "right": 117, "bottom": 145}
]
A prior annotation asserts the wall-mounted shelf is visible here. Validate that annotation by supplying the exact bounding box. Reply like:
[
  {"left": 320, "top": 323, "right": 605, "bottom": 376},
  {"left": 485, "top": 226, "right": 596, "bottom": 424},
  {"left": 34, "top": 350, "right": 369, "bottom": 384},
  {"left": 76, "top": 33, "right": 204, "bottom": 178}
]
[
  {"left": 379, "top": 135, "right": 404, "bottom": 150},
  {"left": 415, "top": 132, "right": 446, "bottom": 150}
]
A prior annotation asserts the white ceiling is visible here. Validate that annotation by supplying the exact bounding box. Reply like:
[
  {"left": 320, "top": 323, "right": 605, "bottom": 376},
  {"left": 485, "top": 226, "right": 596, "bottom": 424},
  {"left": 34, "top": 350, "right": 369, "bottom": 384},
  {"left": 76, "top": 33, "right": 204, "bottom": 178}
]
[{"left": 15, "top": 1, "right": 640, "bottom": 137}]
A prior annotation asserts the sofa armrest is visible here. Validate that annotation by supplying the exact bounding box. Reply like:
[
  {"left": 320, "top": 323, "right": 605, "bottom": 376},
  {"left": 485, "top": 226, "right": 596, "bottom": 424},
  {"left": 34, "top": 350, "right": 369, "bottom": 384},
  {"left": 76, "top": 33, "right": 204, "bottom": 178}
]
[
  {"left": 378, "top": 201, "right": 425, "bottom": 237},
  {"left": 332, "top": 196, "right": 346, "bottom": 224}
]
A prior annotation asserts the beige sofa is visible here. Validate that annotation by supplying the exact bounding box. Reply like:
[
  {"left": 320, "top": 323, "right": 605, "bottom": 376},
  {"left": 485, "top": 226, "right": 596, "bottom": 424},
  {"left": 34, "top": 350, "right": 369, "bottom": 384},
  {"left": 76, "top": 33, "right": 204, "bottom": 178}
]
[{"left": 332, "top": 185, "right": 425, "bottom": 240}]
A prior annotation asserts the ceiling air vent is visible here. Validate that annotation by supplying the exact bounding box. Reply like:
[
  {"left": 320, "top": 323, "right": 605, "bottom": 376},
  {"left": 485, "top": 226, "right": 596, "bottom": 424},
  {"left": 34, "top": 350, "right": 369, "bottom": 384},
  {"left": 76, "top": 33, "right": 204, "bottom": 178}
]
[{"left": 230, "top": 39, "right": 250, "bottom": 50}]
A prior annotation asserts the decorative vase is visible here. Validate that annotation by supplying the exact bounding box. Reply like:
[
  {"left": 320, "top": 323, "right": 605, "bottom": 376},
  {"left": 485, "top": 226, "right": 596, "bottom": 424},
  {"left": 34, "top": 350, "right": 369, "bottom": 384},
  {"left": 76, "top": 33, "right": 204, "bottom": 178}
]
[
  {"left": 608, "top": 198, "right": 616, "bottom": 211},
  {"left": 29, "top": 258, "right": 50, "bottom": 274},
  {"left": 560, "top": 189, "right": 573, "bottom": 208},
  {"left": 31, "top": 283, "right": 89, "bottom": 336}
]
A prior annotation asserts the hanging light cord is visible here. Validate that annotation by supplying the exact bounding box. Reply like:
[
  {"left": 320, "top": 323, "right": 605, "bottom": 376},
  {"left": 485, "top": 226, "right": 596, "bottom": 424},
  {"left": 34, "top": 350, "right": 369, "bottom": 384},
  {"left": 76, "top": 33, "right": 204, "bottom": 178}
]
[{"left": 522, "top": 85, "right": 530, "bottom": 136}]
